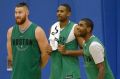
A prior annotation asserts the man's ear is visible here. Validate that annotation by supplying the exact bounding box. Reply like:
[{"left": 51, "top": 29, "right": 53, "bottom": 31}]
[
  {"left": 87, "top": 27, "right": 91, "bottom": 32},
  {"left": 27, "top": 10, "right": 29, "bottom": 16},
  {"left": 67, "top": 12, "right": 71, "bottom": 17}
]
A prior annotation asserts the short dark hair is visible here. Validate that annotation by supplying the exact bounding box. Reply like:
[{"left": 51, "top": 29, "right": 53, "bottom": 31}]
[
  {"left": 16, "top": 2, "right": 29, "bottom": 10},
  {"left": 81, "top": 18, "right": 94, "bottom": 32},
  {"left": 59, "top": 3, "right": 71, "bottom": 12}
]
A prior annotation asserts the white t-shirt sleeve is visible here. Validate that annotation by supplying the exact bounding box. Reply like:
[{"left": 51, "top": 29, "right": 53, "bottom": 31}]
[{"left": 89, "top": 42, "right": 104, "bottom": 64}]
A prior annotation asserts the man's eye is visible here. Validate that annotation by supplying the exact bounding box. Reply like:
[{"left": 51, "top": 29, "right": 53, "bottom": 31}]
[{"left": 80, "top": 24, "right": 83, "bottom": 26}]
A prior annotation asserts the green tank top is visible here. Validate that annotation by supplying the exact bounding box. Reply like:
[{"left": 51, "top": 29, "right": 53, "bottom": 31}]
[
  {"left": 83, "top": 35, "right": 115, "bottom": 79},
  {"left": 50, "top": 21, "right": 81, "bottom": 79},
  {"left": 11, "top": 23, "right": 41, "bottom": 79}
]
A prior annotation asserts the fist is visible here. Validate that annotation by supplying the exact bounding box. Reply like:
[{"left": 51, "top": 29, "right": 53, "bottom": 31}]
[{"left": 58, "top": 44, "right": 66, "bottom": 55}]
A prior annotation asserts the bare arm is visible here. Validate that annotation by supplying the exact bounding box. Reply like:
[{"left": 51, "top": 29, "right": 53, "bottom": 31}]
[
  {"left": 58, "top": 44, "right": 83, "bottom": 56},
  {"left": 7, "top": 27, "right": 13, "bottom": 63},
  {"left": 58, "top": 36, "right": 84, "bottom": 56},
  {"left": 89, "top": 42, "right": 105, "bottom": 79},
  {"left": 7, "top": 27, "right": 13, "bottom": 71},
  {"left": 97, "top": 62, "right": 105, "bottom": 79},
  {"left": 35, "top": 27, "right": 49, "bottom": 68},
  {"left": 60, "top": 37, "right": 84, "bottom": 56},
  {"left": 65, "top": 50, "right": 83, "bottom": 56}
]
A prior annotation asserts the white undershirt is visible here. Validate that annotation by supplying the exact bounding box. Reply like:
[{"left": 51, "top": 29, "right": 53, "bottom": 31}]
[{"left": 89, "top": 42, "right": 104, "bottom": 64}]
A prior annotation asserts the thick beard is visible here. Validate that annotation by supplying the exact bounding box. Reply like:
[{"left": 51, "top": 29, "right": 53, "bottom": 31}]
[{"left": 16, "top": 17, "right": 26, "bottom": 25}]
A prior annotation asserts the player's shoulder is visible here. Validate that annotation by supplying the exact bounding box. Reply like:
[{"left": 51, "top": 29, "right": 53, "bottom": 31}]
[
  {"left": 70, "top": 21, "right": 77, "bottom": 29},
  {"left": 35, "top": 26, "right": 45, "bottom": 34},
  {"left": 51, "top": 21, "right": 59, "bottom": 28},
  {"left": 90, "top": 41, "right": 103, "bottom": 50},
  {"left": 7, "top": 26, "right": 14, "bottom": 38},
  {"left": 35, "top": 26, "right": 47, "bottom": 40},
  {"left": 8, "top": 24, "right": 18, "bottom": 32},
  {"left": 7, "top": 26, "right": 13, "bottom": 34},
  {"left": 52, "top": 21, "right": 59, "bottom": 25},
  {"left": 90, "top": 41, "right": 101, "bottom": 46},
  {"left": 35, "top": 26, "right": 43, "bottom": 32}
]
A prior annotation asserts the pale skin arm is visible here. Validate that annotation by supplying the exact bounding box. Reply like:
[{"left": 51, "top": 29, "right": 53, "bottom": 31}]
[
  {"left": 7, "top": 27, "right": 13, "bottom": 64},
  {"left": 35, "top": 27, "right": 49, "bottom": 68},
  {"left": 46, "top": 28, "right": 53, "bottom": 55},
  {"left": 97, "top": 62, "right": 105, "bottom": 79}
]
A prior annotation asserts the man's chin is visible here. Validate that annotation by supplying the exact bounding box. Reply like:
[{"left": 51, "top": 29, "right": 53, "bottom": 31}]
[
  {"left": 58, "top": 19, "right": 62, "bottom": 21},
  {"left": 57, "top": 18, "right": 64, "bottom": 22},
  {"left": 16, "top": 22, "right": 23, "bottom": 25},
  {"left": 76, "top": 34, "right": 83, "bottom": 37},
  {"left": 75, "top": 34, "right": 81, "bottom": 37},
  {"left": 16, "top": 20, "right": 25, "bottom": 25}
]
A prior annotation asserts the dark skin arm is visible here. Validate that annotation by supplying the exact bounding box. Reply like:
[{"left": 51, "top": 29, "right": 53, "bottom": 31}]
[
  {"left": 58, "top": 44, "right": 83, "bottom": 56},
  {"left": 58, "top": 25, "right": 84, "bottom": 56},
  {"left": 97, "top": 62, "right": 105, "bottom": 79}
]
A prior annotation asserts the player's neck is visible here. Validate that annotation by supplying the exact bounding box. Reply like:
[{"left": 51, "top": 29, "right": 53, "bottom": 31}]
[
  {"left": 60, "top": 19, "right": 69, "bottom": 28},
  {"left": 84, "top": 33, "right": 92, "bottom": 42},
  {"left": 19, "top": 18, "right": 31, "bottom": 30}
]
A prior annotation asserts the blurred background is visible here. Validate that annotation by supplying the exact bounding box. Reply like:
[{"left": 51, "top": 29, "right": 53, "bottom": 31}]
[{"left": 0, "top": 0, "right": 119, "bottom": 79}]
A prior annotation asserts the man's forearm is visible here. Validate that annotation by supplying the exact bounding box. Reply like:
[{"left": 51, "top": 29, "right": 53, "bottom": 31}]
[
  {"left": 64, "top": 50, "right": 83, "bottom": 56},
  {"left": 41, "top": 53, "right": 49, "bottom": 68},
  {"left": 97, "top": 63, "right": 105, "bottom": 79}
]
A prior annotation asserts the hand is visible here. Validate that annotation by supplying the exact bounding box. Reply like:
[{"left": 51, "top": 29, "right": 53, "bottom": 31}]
[
  {"left": 46, "top": 44, "right": 52, "bottom": 55},
  {"left": 58, "top": 44, "right": 67, "bottom": 55},
  {"left": 74, "top": 25, "right": 81, "bottom": 37}
]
